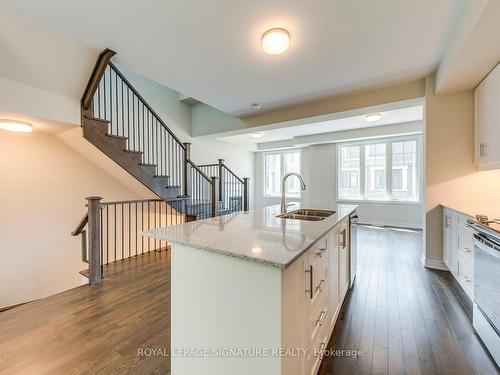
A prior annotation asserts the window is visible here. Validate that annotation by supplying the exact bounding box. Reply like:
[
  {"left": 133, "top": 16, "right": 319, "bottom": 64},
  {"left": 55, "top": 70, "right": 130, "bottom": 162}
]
[
  {"left": 264, "top": 150, "right": 301, "bottom": 197},
  {"left": 339, "top": 145, "right": 360, "bottom": 199},
  {"left": 338, "top": 137, "right": 420, "bottom": 202}
]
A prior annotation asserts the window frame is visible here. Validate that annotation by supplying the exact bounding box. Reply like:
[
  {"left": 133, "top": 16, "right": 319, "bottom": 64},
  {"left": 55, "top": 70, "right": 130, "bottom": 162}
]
[
  {"left": 263, "top": 149, "right": 302, "bottom": 198},
  {"left": 337, "top": 135, "right": 422, "bottom": 204}
]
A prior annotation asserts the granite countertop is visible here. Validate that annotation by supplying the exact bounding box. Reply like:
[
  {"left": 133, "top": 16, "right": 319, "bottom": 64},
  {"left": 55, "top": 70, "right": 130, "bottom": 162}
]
[
  {"left": 441, "top": 204, "right": 500, "bottom": 220},
  {"left": 143, "top": 202, "right": 357, "bottom": 269}
]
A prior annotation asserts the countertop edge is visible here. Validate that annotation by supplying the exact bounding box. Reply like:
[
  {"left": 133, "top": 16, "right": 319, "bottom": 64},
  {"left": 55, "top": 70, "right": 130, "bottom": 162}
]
[{"left": 143, "top": 206, "right": 357, "bottom": 270}]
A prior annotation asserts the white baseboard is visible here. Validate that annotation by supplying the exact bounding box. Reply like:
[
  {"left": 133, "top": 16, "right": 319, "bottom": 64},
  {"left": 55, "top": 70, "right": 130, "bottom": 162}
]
[{"left": 423, "top": 258, "right": 449, "bottom": 271}]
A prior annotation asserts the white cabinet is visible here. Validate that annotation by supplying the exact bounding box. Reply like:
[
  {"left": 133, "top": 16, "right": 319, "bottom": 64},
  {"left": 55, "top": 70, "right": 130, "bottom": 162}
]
[
  {"left": 283, "top": 215, "right": 352, "bottom": 375},
  {"left": 442, "top": 207, "right": 474, "bottom": 299},
  {"left": 475, "top": 62, "right": 500, "bottom": 169}
]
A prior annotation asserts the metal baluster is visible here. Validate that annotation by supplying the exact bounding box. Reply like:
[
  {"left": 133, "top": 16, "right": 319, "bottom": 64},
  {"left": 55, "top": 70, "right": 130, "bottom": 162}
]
[
  {"left": 100, "top": 206, "right": 103, "bottom": 274},
  {"left": 141, "top": 202, "right": 144, "bottom": 254},
  {"left": 106, "top": 205, "right": 109, "bottom": 264},
  {"left": 148, "top": 201, "right": 151, "bottom": 252}
]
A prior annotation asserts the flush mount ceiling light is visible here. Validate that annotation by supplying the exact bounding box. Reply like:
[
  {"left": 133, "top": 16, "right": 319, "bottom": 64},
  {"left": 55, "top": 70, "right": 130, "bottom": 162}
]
[
  {"left": 252, "top": 103, "right": 263, "bottom": 110},
  {"left": 364, "top": 113, "right": 382, "bottom": 122},
  {"left": 250, "top": 133, "right": 264, "bottom": 139},
  {"left": 262, "top": 28, "right": 290, "bottom": 55},
  {"left": 0, "top": 120, "right": 33, "bottom": 133}
]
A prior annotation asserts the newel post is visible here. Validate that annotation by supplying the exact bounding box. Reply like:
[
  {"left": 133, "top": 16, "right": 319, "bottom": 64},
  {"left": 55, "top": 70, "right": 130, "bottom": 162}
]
[
  {"left": 183, "top": 142, "right": 192, "bottom": 196},
  {"left": 211, "top": 176, "right": 220, "bottom": 218},
  {"left": 218, "top": 158, "right": 225, "bottom": 204},
  {"left": 243, "top": 178, "right": 250, "bottom": 212},
  {"left": 86, "top": 196, "right": 102, "bottom": 284}
]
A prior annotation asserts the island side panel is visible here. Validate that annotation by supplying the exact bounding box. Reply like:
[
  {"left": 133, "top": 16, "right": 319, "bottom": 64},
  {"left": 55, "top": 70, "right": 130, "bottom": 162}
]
[
  {"left": 171, "top": 243, "right": 283, "bottom": 375},
  {"left": 281, "top": 251, "right": 307, "bottom": 375}
]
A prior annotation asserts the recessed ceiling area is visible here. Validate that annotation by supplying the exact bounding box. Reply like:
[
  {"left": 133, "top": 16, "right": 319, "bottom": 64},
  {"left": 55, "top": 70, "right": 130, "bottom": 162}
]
[
  {"left": 219, "top": 105, "right": 423, "bottom": 147},
  {"left": 1, "top": 0, "right": 466, "bottom": 116}
]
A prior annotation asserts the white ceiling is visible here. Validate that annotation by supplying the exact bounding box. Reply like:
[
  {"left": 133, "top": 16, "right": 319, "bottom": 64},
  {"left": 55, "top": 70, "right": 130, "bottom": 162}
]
[
  {"left": 220, "top": 105, "right": 423, "bottom": 146},
  {"left": 1, "top": 0, "right": 466, "bottom": 116}
]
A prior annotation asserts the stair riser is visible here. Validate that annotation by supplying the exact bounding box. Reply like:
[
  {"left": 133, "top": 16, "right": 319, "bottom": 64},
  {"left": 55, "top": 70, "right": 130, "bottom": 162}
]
[{"left": 83, "top": 121, "right": 184, "bottom": 202}]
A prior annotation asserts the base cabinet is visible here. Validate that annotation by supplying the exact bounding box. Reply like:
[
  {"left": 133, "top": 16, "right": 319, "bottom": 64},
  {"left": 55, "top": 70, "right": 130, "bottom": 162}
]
[
  {"left": 170, "top": 212, "right": 355, "bottom": 375},
  {"left": 282, "top": 215, "right": 351, "bottom": 375},
  {"left": 442, "top": 207, "right": 474, "bottom": 300}
]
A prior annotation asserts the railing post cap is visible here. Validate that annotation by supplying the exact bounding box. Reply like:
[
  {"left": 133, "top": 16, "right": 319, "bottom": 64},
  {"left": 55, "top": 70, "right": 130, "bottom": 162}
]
[
  {"left": 85, "top": 196, "right": 103, "bottom": 201},
  {"left": 218, "top": 158, "right": 225, "bottom": 163},
  {"left": 183, "top": 142, "right": 192, "bottom": 146}
]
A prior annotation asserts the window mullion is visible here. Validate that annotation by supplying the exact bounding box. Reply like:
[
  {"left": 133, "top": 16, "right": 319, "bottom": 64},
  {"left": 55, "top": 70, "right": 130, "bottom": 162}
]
[
  {"left": 386, "top": 142, "right": 392, "bottom": 199},
  {"left": 360, "top": 145, "right": 366, "bottom": 199}
]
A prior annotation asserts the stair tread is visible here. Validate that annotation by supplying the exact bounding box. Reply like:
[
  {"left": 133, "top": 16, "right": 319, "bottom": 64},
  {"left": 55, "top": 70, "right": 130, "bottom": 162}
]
[
  {"left": 84, "top": 116, "right": 109, "bottom": 124},
  {"left": 124, "top": 149, "right": 143, "bottom": 154},
  {"left": 106, "top": 134, "right": 128, "bottom": 140},
  {"left": 79, "top": 269, "right": 89, "bottom": 278}
]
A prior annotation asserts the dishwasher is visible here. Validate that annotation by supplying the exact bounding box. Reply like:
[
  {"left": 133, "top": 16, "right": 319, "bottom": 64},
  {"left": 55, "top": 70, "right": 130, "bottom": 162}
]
[{"left": 349, "top": 212, "right": 358, "bottom": 288}]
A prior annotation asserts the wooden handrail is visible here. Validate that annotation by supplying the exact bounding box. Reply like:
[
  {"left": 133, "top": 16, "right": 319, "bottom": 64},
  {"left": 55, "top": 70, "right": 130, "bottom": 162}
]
[
  {"left": 81, "top": 49, "right": 116, "bottom": 110},
  {"left": 222, "top": 164, "right": 245, "bottom": 184},
  {"left": 108, "top": 62, "right": 186, "bottom": 150},
  {"left": 187, "top": 159, "right": 213, "bottom": 183},
  {"left": 100, "top": 198, "right": 163, "bottom": 206},
  {"left": 71, "top": 213, "right": 88, "bottom": 236}
]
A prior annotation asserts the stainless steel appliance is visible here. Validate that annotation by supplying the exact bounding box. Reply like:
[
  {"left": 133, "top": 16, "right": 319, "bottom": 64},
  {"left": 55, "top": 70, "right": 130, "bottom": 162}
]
[
  {"left": 349, "top": 212, "right": 358, "bottom": 288},
  {"left": 468, "top": 218, "right": 500, "bottom": 366}
]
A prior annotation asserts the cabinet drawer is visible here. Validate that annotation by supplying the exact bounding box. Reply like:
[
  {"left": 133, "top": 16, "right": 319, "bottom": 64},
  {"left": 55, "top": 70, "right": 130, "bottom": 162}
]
[
  {"left": 306, "top": 321, "right": 330, "bottom": 375},
  {"left": 306, "top": 290, "right": 328, "bottom": 349},
  {"left": 305, "top": 260, "right": 328, "bottom": 318},
  {"left": 458, "top": 260, "right": 474, "bottom": 299},
  {"left": 307, "top": 237, "right": 329, "bottom": 270},
  {"left": 458, "top": 242, "right": 474, "bottom": 270}
]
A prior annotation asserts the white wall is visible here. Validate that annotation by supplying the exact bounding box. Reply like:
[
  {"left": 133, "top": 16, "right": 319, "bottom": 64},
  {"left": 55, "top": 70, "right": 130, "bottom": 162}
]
[
  {"left": 424, "top": 74, "right": 500, "bottom": 263},
  {"left": 117, "top": 65, "right": 254, "bottom": 207},
  {"left": 254, "top": 131, "right": 424, "bottom": 229},
  {"left": 0, "top": 131, "right": 145, "bottom": 309}
]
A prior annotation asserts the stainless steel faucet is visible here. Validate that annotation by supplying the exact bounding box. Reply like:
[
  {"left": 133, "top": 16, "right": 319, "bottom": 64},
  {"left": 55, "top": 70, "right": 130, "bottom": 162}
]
[{"left": 280, "top": 172, "right": 306, "bottom": 213}]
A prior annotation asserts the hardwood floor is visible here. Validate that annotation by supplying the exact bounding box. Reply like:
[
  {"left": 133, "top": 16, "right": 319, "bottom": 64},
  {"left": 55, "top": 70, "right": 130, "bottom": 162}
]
[
  {"left": 319, "top": 226, "right": 499, "bottom": 375},
  {"left": 0, "top": 227, "right": 498, "bottom": 374},
  {"left": 0, "top": 251, "right": 171, "bottom": 375}
]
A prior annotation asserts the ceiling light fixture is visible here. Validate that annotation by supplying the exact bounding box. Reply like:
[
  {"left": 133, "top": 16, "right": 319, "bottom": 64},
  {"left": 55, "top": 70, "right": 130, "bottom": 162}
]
[
  {"left": 0, "top": 120, "right": 33, "bottom": 133},
  {"left": 252, "top": 103, "right": 263, "bottom": 110},
  {"left": 250, "top": 133, "right": 263, "bottom": 139},
  {"left": 364, "top": 113, "right": 382, "bottom": 122},
  {"left": 262, "top": 28, "right": 290, "bottom": 55}
]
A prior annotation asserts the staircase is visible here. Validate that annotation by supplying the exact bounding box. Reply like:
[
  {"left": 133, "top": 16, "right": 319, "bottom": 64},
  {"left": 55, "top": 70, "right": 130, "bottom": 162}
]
[{"left": 80, "top": 49, "right": 248, "bottom": 220}]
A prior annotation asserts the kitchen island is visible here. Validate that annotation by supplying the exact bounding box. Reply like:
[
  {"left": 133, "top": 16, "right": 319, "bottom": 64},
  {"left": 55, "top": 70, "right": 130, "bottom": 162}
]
[{"left": 144, "top": 203, "right": 357, "bottom": 375}]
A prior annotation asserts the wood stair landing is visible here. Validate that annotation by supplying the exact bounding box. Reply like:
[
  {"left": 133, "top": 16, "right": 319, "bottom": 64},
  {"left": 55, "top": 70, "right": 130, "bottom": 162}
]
[{"left": 82, "top": 115, "right": 184, "bottom": 203}]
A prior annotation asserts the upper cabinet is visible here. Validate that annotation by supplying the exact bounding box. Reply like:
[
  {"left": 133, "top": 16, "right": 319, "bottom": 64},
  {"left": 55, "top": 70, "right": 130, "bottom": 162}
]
[{"left": 475, "top": 62, "right": 500, "bottom": 169}]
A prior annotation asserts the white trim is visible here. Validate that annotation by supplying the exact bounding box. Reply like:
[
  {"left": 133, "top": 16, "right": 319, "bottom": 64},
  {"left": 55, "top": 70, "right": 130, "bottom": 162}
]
[
  {"left": 337, "top": 198, "right": 422, "bottom": 206},
  {"left": 423, "top": 258, "right": 449, "bottom": 271}
]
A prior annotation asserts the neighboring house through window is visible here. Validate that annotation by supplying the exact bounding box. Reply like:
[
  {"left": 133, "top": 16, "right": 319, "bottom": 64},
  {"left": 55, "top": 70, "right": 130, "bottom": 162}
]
[{"left": 338, "top": 136, "right": 420, "bottom": 202}]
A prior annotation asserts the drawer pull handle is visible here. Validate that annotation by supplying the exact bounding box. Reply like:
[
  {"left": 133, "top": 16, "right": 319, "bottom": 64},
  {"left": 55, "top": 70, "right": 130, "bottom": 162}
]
[
  {"left": 317, "top": 310, "right": 327, "bottom": 326},
  {"left": 305, "top": 265, "right": 313, "bottom": 299},
  {"left": 316, "top": 279, "right": 326, "bottom": 292},
  {"left": 318, "top": 342, "right": 326, "bottom": 359},
  {"left": 316, "top": 248, "right": 327, "bottom": 257}
]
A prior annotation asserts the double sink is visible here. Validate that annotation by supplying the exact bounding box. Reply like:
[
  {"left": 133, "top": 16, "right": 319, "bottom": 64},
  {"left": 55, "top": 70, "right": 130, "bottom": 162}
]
[{"left": 277, "top": 209, "right": 335, "bottom": 221}]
